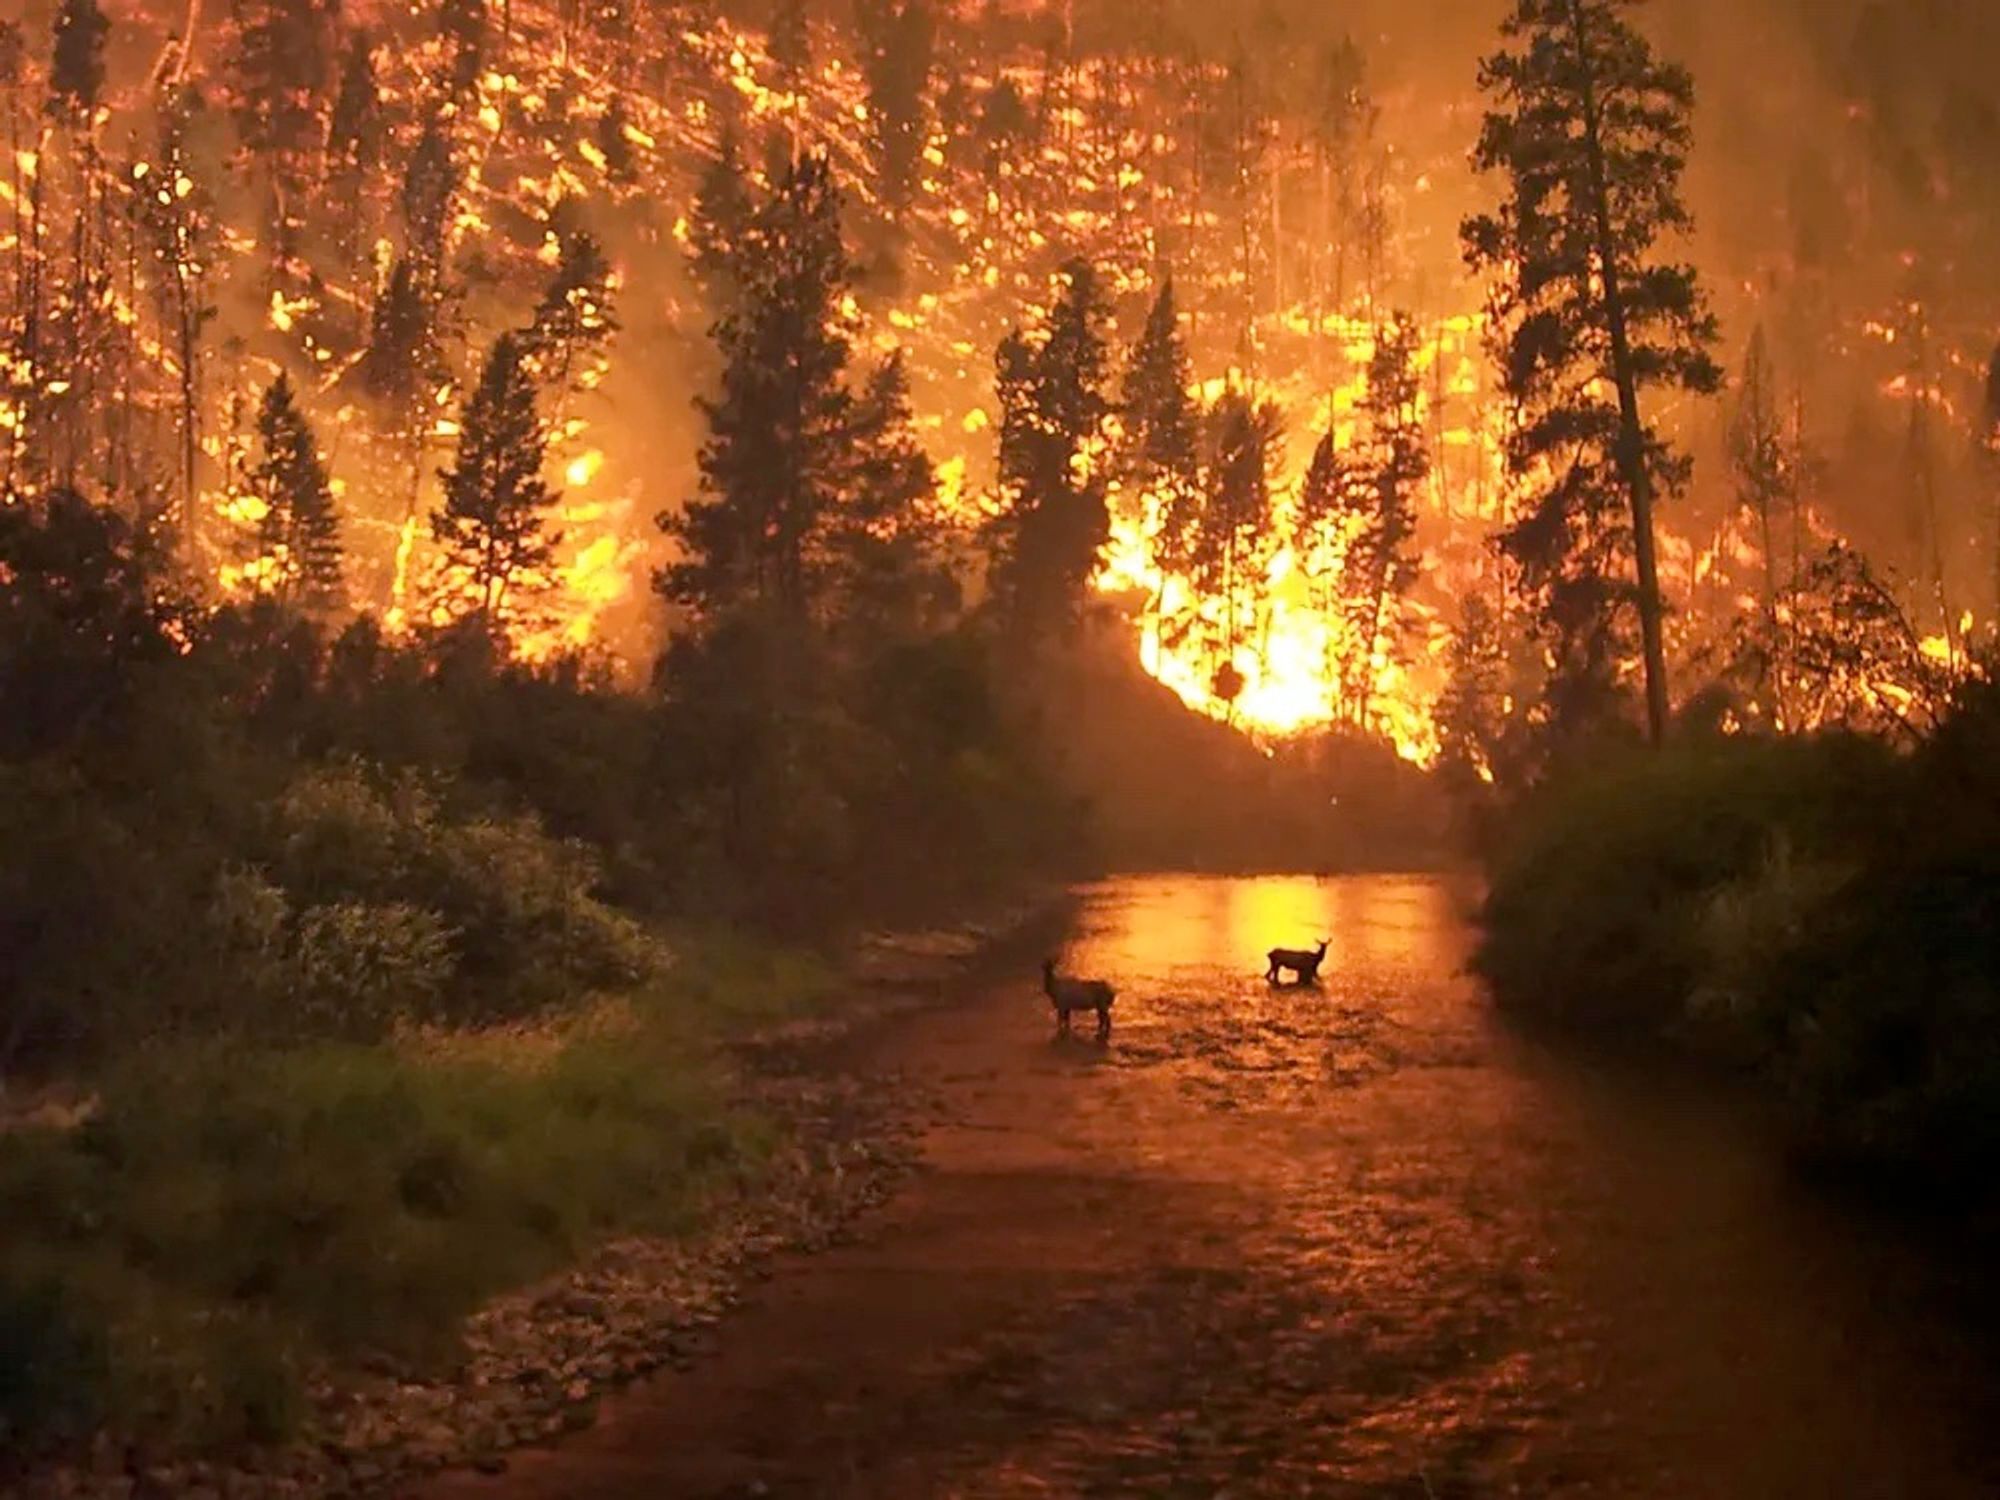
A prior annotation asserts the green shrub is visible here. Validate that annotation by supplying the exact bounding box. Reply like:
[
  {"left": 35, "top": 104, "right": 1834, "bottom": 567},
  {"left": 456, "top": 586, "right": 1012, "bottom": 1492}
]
[
  {"left": 0, "top": 1027, "right": 763, "bottom": 1453},
  {"left": 1474, "top": 734, "right": 1891, "bottom": 1032},
  {"left": 292, "top": 902, "right": 455, "bottom": 1040}
]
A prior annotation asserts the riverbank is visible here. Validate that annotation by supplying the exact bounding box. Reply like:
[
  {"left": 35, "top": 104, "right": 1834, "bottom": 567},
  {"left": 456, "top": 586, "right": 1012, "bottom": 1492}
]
[
  {"left": 0, "top": 892, "right": 1066, "bottom": 1500},
  {"left": 1472, "top": 687, "right": 2000, "bottom": 1200}
]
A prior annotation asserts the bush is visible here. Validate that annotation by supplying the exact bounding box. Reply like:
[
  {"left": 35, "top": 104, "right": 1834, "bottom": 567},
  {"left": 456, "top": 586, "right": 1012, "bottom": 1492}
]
[
  {"left": 1474, "top": 734, "right": 1891, "bottom": 1032},
  {"left": 1477, "top": 680, "right": 2000, "bottom": 1201},
  {"left": 261, "top": 762, "right": 665, "bottom": 1029}
]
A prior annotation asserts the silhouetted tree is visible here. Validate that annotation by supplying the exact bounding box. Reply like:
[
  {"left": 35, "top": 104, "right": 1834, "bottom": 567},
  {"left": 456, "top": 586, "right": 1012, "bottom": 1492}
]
[
  {"left": 401, "top": 117, "right": 456, "bottom": 267},
  {"left": 1120, "top": 279, "right": 1203, "bottom": 654},
  {"left": 251, "top": 372, "right": 343, "bottom": 612},
  {"left": 1337, "top": 315, "right": 1427, "bottom": 727},
  {"left": 1463, "top": 0, "right": 1722, "bottom": 746},
  {"left": 688, "top": 123, "right": 755, "bottom": 310},
  {"left": 596, "top": 93, "right": 637, "bottom": 184},
  {"left": 990, "top": 259, "right": 1113, "bottom": 647},
  {"left": 439, "top": 0, "right": 487, "bottom": 95},
  {"left": 326, "top": 30, "right": 382, "bottom": 174},
  {"left": 1727, "top": 329, "right": 1800, "bottom": 722},
  {"left": 832, "top": 351, "right": 951, "bottom": 645},
  {"left": 525, "top": 222, "right": 618, "bottom": 392},
  {"left": 770, "top": 0, "right": 812, "bottom": 78},
  {"left": 1189, "top": 390, "right": 1280, "bottom": 702},
  {"left": 48, "top": 0, "right": 108, "bottom": 121},
  {"left": 658, "top": 152, "right": 853, "bottom": 636},
  {"left": 433, "top": 332, "right": 559, "bottom": 628},
  {"left": 855, "top": 0, "right": 935, "bottom": 210}
]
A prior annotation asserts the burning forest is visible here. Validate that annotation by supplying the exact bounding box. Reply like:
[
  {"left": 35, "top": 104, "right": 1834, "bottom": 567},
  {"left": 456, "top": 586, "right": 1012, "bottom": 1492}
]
[
  {"left": 8, "top": 2, "right": 2000, "bottom": 1486},
  {"left": 5, "top": 0, "right": 1991, "bottom": 774}
]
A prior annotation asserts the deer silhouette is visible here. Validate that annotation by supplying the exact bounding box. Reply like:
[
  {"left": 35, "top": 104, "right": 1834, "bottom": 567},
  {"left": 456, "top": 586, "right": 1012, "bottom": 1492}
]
[{"left": 1266, "top": 939, "right": 1329, "bottom": 985}]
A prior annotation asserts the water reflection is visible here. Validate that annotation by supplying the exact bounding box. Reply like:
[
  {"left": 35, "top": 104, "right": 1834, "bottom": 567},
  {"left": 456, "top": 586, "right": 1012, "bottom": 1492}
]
[{"left": 983, "top": 875, "right": 1999, "bottom": 1497}]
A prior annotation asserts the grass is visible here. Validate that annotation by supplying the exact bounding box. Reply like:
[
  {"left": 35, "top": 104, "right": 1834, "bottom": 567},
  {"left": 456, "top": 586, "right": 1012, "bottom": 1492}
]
[{"left": 0, "top": 929, "right": 844, "bottom": 1459}]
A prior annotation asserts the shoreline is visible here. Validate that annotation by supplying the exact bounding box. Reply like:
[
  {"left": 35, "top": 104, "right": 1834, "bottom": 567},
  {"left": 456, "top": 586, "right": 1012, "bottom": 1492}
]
[{"left": 4, "top": 890, "right": 1071, "bottom": 1500}]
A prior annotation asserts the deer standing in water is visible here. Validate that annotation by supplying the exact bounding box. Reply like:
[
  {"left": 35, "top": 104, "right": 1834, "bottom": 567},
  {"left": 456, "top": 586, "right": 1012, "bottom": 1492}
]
[
  {"left": 1042, "top": 958, "right": 1115, "bottom": 1037},
  {"left": 1266, "top": 939, "right": 1330, "bottom": 985}
]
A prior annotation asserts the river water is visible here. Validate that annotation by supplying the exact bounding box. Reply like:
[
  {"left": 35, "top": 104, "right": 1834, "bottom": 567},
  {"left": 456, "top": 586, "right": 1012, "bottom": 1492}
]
[{"left": 425, "top": 874, "right": 2000, "bottom": 1498}]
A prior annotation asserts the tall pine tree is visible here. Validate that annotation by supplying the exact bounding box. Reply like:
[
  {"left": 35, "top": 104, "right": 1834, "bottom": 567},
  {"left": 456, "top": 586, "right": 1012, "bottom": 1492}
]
[
  {"left": 1462, "top": 0, "right": 1721, "bottom": 746},
  {"left": 1337, "top": 315, "right": 1428, "bottom": 728},
  {"left": 432, "top": 332, "right": 559, "bottom": 628},
  {"left": 990, "top": 259, "right": 1113, "bottom": 648},
  {"left": 251, "top": 372, "right": 343, "bottom": 611},
  {"left": 855, "top": 0, "right": 935, "bottom": 211},
  {"left": 1121, "top": 279, "right": 1201, "bottom": 570},
  {"left": 688, "top": 123, "right": 755, "bottom": 312},
  {"left": 48, "top": 0, "right": 108, "bottom": 122},
  {"left": 833, "top": 351, "right": 950, "bottom": 645},
  {"left": 1190, "top": 390, "right": 1281, "bottom": 704},
  {"left": 658, "top": 151, "right": 855, "bottom": 637}
]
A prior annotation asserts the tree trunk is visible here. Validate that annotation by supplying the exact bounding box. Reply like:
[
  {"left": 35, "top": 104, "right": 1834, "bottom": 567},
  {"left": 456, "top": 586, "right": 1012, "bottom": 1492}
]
[{"left": 1568, "top": 2, "right": 1670, "bottom": 747}]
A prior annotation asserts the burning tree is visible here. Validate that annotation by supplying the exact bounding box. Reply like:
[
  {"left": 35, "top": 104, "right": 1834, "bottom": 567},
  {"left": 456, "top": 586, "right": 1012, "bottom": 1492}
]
[
  {"left": 1463, "top": 0, "right": 1722, "bottom": 747},
  {"left": 1726, "top": 328, "right": 1803, "bottom": 728},
  {"left": 855, "top": 0, "right": 936, "bottom": 214}
]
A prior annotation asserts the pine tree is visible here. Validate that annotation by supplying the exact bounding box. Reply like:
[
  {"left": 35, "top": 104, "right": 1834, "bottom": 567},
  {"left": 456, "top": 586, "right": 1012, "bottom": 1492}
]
[
  {"left": 140, "top": 81, "right": 216, "bottom": 557},
  {"left": 1120, "top": 279, "right": 1203, "bottom": 657},
  {"left": 524, "top": 222, "right": 618, "bottom": 390},
  {"left": 234, "top": 0, "right": 332, "bottom": 164},
  {"left": 439, "top": 0, "right": 487, "bottom": 96},
  {"left": 657, "top": 151, "right": 855, "bottom": 635},
  {"left": 596, "top": 93, "right": 637, "bottom": 184},
  {"left": 433, "top": 332, "right": 560, "bottom": 627},
  {"left": 1121, "top": 279, "right": 1201, "bottom": 566},
  {"left": 770, "top": 0, "right": 812, "bottom": 79},
  {"left": 1337, "top": 315, "right": 1428, "bottom": 727},
  {"left": 855, "top": 0, "right": 935, "bottom": 211},
  {"left": 990, "top": 259, "right": 1113, "bottom": 647},
  {"left": 833, "top": 351, "right": 949, "bottom": 642},
  {"left": 1728, "top": 331, "right": 1796, "bottom": 666},
  {"left": 1189, "top": 390, "right": 1280, "bottom": 702},
  {"left": 401, "top": 117, "right": 456, "bottom": 268},
  {"left": 326, "top": 30, "right": 382, "bottom": 174},
  {"left": 358, "top": 258, "right": 440, "bottom": 411},
  {"left": 252, "top": 372, "right": 343, "bottom": 611},
  {"left": 48, "top": 0, "right": 108, "bottom": 121},
  {"left": 1293, "top": 430, "right": 1347, "bottom": 713},
  {"left": 1462, "top": 0, "right": 1721, "bottom": 746},
  {"left": 688, "top": 123, "right": 755, "bottom": 311}
]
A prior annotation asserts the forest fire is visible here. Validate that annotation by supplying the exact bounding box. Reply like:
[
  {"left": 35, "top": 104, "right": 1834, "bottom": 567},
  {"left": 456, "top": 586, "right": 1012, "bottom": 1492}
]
[
  {"left": 9, "top": 5, "right": 2000, "bottom": 1487},
  {"left": 0, "top": 0, "right": 1988, "bottom": 765}
]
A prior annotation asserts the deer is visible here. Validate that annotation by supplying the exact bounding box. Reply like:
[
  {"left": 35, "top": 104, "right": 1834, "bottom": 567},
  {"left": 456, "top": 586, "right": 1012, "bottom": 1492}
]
[
  {"left": 1266, "top": 939, "right": 1330, "bottom": 986},
  {"left": 1042, "top": 958, "right": 1115, "bottom": 1037}
]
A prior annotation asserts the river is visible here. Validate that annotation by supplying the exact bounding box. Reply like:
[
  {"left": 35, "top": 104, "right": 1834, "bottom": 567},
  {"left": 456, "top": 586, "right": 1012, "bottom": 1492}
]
[{"left": 419, "top": 874, "right": 2000, "bottom": 1497}]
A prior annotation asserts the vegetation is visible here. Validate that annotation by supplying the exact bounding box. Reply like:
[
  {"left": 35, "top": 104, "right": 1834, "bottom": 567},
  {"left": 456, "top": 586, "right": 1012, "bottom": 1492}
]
[
  {"left": 1463, "top": 0, "right": 1722, "bottom": 747},
  {"left": 1475, "top": 678, "right": 2000, "bottom": 1194}
]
